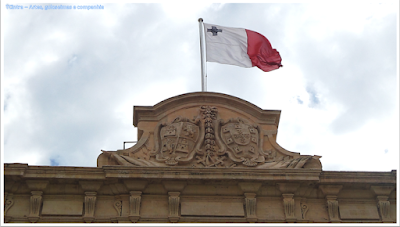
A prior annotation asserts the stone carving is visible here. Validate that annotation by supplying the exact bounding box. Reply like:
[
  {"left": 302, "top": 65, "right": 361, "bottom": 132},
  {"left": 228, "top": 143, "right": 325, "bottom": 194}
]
[
  {"left": 300, "top": 202, "right": 309, "bottom": 220},
  {"left": 83, "top": 192, "right": 97, "bottom": 222},
  {"left": 129, "top": 191, "right": 142, "bottom": 222},
  {"left": 156, "top": 116, "right": 201, "bottom": 166},
  {"left": 220, "top": 118, "right": 264, "bottom": 167},
  {"left": 168, "top": 192, "right": 180, "bottom": 223},
  {"left": 100, "top": 105, "right": 321, "bottom": 169},
  {"left": 282, "top": 194, "right": 296, "bottom": 221},
  {"left": 114, "top": 200, "right": 122, "bottom": 216},
  {"left": 244, "top": 193, "right": 257, "bottom": 222},
  {"left": 4, "top": 193, "right": 14, "bottom": 217},
  {"left": 377, "top": 196, "right": 390, "bottom": 221},
  {"left": 326, "top": 195, "right": 340, "bottom": 222},
  {"left": 28, "top": 191, "right": 43, "bottom": 223},
  {"left": 377, "top": 200, "right": 390, "bottom": 219}
]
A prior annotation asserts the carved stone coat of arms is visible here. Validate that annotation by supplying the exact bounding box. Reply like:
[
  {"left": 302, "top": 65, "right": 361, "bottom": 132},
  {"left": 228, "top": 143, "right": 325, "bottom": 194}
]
[{"left": 99, "top": 93, "right": 322, "bottom": 170}]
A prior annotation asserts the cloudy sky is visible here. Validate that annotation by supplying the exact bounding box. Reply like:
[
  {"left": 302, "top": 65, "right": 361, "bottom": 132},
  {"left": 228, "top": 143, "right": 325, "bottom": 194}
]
[{"left": 2, "top": 2, "right": 398, "bottom": 172}]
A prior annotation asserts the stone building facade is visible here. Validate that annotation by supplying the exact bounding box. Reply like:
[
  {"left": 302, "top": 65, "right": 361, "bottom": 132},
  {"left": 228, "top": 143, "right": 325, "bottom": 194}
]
[{"left": 3, "top": 92, "right": 397, "bottom": 223}]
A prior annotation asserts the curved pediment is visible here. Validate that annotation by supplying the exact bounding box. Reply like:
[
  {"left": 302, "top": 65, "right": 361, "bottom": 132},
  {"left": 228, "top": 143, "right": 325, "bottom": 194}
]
[
  {"left": 133, "top": 92, "right": 281, "bottom": 127},
  {"left": 98, "top": 92, "right": 322, "bottom": 169}
]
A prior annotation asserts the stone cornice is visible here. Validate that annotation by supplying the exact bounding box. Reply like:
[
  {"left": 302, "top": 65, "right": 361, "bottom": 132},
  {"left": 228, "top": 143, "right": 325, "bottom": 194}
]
[
  {"left": 320, "top": 170, "right": 396, "bottom": 184},
  {"left": 4, "top": 164, "right": 396, "bottom": 186}
]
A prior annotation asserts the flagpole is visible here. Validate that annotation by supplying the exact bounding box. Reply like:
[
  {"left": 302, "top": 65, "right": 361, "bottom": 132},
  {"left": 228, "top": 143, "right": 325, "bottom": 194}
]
[{"left": 198, "top": 18, "right": 206, "bottom": 92}]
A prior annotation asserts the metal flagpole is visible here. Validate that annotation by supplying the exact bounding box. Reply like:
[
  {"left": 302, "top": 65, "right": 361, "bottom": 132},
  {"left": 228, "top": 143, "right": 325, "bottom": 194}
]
[{"left": 198, "top": 18, "right": 207, "bottom": 92}]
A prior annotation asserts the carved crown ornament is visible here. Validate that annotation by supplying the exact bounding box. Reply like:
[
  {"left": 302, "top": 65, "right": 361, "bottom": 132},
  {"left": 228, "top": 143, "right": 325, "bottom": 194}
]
[{"left": 98, "top": 92, "right": 322, "bottom": 169}]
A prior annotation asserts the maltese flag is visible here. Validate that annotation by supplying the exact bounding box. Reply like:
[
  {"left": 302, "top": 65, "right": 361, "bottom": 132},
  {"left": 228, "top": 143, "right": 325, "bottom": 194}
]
[{"left": 204, "top": 23, "right": 282, "bottom": 72}]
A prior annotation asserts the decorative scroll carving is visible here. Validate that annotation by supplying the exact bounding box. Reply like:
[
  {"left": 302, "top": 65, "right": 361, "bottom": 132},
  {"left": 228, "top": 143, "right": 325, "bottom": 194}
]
[
  {"left": 83, "top": 192, "right": 97, "bottom": 223},
  {"left": 326, "top": 195, "right": 340, "bottom": 222},
  {"left": 282, "top": 194, "right": 295, "bottom": 221},
  {"left": 300, "top": 202, "right": 309, "bottom": 220},
  {"left": 129, "top": 191, "right": 142, "bottom": 223},
  {"left": 244, "top": 193, "right": 257, "bottom": 222},
  {"left": 114, "top": 200, "right": 122, "bottom": 216},
  {"left": 28, "top": 191, "right": 43, "bottom": 223},
  {"left": 4, "top": 193, "right": 14, "bottom": 217},
  {"left": 168, "top": 192, "right": 180, "bottom": 223},
  {"left": 377, "top": 196, "right": 390, "bottom": 222}
]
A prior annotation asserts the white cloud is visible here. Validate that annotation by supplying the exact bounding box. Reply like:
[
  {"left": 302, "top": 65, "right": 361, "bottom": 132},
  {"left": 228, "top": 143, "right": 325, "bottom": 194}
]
[{"left": 2, "top": 3, "right": 398, "bottom": 172}]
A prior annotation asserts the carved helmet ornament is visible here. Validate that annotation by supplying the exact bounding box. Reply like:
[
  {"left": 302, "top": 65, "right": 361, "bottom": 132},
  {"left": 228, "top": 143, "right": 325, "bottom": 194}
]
[{"left": 98, "top": 92, "right": 322, "bottom": 169}]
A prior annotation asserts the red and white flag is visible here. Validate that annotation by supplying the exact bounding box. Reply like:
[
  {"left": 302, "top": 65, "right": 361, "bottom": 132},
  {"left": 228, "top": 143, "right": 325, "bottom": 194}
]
[{"left": 203, "top": 23, "right": 282, "bottom": 72}]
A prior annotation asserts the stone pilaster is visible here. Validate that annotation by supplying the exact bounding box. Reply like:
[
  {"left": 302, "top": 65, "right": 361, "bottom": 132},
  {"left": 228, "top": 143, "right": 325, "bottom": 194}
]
[
  {"left": 25, "top": 180, "right": 49, "bottom": 223},
  {"left": 277, "top": 183, "right": 300, "bottom": 222},
  {"left": 168, "top": 192, "right": 180, "bottom": 223},
  {"left": 319, "top": 185, "right": 342, "bottom": 223},
  {"left": 129, "top": 191, "right": 142, "bottom": 223},
  {"left": 244, "top": 193, "right": 257, "bottom": 223},
  {"left": 282, "top": 194, "right": 296, "bottom": 222},
  {"left": 83, "top": 192, "right": 97, "bottom": 223},
  {"left": 28, "top": 191, "right": 43, "bottom": 223},
  {"left": 370, "top": 185, "right": 394, "bottom": 222},
  {"left": 326, "top": 195, "right": 340, "bottom": 222},
  {"left": 122, "top": 179, "right": 148, "bottom": 223},
  {"left": 79, "top": 181, "right": 103, "bottom": 223},
  {"left": 162, "top": 181, "right": 186, "bottom": 223},
  {"left": 377, "top": 196, "right": 390, "bottom": 222},
  {"left": 238, "top": 182, "right": 261, "bottom": 223}
]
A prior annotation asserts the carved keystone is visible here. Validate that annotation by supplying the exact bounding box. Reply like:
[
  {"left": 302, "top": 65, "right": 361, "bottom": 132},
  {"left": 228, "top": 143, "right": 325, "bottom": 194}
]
[
  {"left": 370, "top": 186, "right": 395, "bottom": 222},
  {"left": 319, "top": 185, "right": 343, "bottom": 223}
]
